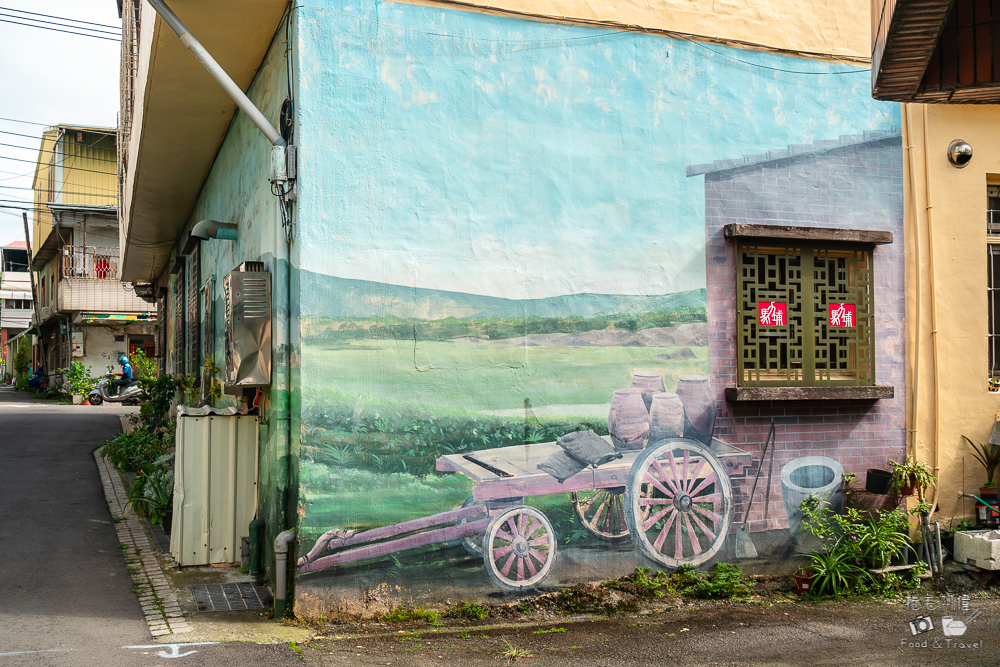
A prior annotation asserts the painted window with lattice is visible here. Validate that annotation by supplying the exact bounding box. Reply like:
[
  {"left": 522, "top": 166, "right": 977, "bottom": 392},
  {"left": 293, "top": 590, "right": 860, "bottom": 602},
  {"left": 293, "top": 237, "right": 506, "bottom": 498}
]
[{"left": 737, "top": 241, "right": 875, "bottom": 387}]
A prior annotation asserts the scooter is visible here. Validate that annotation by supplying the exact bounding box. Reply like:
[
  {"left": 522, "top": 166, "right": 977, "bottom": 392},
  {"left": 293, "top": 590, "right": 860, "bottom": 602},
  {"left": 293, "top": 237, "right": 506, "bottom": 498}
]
[{"left": 88, "top": 375, "right": 144, "bottom": 405}]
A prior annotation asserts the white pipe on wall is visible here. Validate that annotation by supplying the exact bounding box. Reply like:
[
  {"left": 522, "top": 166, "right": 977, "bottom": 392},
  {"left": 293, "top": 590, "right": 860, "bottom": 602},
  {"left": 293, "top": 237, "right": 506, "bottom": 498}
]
[{"left": 146, "top": 0, "right": 286, "bottom": 148}]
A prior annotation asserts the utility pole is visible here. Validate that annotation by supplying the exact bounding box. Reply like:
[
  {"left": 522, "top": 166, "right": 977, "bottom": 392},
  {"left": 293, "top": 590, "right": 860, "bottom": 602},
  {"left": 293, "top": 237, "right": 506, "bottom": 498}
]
[{"left": 23, "top": 212, "right": 47, "bottom": 378}]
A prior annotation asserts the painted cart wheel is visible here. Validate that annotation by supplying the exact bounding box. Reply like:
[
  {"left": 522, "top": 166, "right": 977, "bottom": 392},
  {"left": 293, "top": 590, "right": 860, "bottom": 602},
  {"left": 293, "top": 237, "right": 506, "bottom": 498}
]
[
  {"left": 458, "top": 497, "right": 485, "bottom": 557},
  {"left": 624, "top": 438, "right": 732, "bottom": 569},
  {"left": 571, "top": 488, "right": 631, "bottom": 543},
  {"left": 483, "top": 506, "right": 556, "bottom": 591}
]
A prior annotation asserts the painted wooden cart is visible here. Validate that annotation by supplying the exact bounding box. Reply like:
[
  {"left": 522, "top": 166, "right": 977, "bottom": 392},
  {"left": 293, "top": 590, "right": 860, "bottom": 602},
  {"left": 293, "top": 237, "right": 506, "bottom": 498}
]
[{"left": 297, "top": 436, "right": 752, "bottom": 591}]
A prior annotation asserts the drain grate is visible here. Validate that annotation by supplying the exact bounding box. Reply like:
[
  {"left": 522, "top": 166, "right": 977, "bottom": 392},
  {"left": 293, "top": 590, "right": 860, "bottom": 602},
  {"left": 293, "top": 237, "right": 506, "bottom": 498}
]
[{"left": 190, "top": 583, "right": 272, "bottom": 612}]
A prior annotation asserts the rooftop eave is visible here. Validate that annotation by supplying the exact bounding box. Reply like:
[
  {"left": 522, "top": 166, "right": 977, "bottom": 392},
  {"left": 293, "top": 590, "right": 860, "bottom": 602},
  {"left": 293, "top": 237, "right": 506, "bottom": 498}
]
[
  {"left": 870, "top": 0, "right": 954, "bottom": 102},
  {"left": 120, "top": 0, "right": 287, "bottom": 282}
]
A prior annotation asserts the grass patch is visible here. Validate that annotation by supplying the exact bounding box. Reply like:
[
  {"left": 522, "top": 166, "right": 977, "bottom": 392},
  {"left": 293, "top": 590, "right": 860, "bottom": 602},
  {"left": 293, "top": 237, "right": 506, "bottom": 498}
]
[
  {"left": 379, "top": 607, "right": 439, "bottom": 623},
  {"left": 500, "top": 637, "right": 533, "bottom": 665},
  {"left": 532, "top": 627, "right": 565, "bottom": 634},
  {"left": 604, "top": 564, "right": 755, "bottom": 601},
  {"left": 451, "top": 601, "right": 490, "bottom": 620}
]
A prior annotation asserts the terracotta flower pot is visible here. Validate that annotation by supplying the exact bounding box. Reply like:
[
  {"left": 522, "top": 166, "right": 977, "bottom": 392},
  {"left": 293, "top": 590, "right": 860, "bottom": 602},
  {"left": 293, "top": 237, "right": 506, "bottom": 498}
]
[
  {"left": 675, "top": 375, "right": 715, "bottom": 443},
  {"left": 608, "top": 388, "right": 649, "bottom": 452},
  {"left": 648, "top": 392, "right": 685, "bottom": 444},
  {"left": 793, "top": 571, "right": 815, "bottom": 595},
  {"left": 630, "top": 371, "right": 665, "bottom": 412}
]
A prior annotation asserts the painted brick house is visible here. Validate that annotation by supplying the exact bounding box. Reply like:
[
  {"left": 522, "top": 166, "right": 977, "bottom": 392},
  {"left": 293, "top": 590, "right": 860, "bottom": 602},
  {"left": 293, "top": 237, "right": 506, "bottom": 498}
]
[{"left": 688, "top": 131, "right": 905, "bottom": 551}]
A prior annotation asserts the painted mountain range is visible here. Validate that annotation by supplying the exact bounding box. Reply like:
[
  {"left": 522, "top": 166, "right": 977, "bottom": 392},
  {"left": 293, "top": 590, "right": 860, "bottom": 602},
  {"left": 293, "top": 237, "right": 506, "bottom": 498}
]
[{"left": 300, "top": 272, "right": 707, "bottom": 321}]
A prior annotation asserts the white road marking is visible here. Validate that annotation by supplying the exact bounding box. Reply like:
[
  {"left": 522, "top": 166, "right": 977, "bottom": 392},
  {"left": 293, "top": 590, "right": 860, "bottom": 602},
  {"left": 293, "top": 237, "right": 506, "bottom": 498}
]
[
  {"left": 124, "top": 643, "right": 219, "bottom": 659},
  {"left": 0, "top": 649, "right": 74, "bottom": 656}
]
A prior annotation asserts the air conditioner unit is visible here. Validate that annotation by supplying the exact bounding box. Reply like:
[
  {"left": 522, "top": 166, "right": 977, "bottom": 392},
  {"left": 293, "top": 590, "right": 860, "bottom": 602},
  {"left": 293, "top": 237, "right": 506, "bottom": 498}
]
[
  {"left": 39, "top": 306, "right": 52, "bottom": 321},
  {"left": 223, "top": 262, "right": 271, "bottom": 393}
]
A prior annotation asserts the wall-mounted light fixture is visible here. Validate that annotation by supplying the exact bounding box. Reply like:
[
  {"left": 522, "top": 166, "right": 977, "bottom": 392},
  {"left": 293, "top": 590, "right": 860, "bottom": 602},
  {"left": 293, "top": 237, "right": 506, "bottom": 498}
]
[
  {"left": 190, "top": 219, "right": 239, "bottom": 241},
  {"left": 948, "top": 139, "right": 973, "bottom": 168},
  {"left": 132, "top": 282, "right": 157, "bottom": 303}
]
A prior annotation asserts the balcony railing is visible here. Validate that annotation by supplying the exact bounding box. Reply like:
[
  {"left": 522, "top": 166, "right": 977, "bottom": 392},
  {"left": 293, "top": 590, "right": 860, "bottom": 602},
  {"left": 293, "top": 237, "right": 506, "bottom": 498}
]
[{"left": 62, "top": 245, "right": 120, "bottom": 280}]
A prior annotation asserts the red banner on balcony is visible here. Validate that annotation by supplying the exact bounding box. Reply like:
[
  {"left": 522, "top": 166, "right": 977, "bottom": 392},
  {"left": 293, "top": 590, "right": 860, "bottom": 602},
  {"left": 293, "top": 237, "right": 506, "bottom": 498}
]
[
  {"left": 757, "top": 301, "right": 787, "bottom": 326},
  {"left": 828, "top": 303, "right": 856, "bottom": 327}
]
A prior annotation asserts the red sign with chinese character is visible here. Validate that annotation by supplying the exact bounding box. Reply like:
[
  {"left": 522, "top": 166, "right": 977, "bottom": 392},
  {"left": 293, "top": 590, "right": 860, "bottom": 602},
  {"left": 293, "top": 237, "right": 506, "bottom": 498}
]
[
  {"left": 828, "top": 303, "right": 856, "bottom": 327},
  {"left": 758, "top": 302, "right": 787, "bottom": 326}
]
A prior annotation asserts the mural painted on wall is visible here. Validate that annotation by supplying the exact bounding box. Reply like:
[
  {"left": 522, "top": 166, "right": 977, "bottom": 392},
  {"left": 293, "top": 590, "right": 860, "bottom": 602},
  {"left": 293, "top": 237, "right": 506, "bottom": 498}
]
[{"left": 293, "top": 0, "right": 903, "bottom": 608}]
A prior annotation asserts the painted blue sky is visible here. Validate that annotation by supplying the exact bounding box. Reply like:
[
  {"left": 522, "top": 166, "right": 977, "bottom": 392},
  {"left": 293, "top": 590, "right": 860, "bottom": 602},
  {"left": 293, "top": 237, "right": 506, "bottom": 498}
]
[{"left": 297, "top": 1, "right": 899, "bottom": 301}]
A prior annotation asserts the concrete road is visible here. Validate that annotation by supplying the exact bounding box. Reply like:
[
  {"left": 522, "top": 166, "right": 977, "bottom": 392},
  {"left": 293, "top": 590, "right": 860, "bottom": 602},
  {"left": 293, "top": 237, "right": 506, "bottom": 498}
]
[{"left": 0, "top": 387, "right": 302, "bottom": 666}]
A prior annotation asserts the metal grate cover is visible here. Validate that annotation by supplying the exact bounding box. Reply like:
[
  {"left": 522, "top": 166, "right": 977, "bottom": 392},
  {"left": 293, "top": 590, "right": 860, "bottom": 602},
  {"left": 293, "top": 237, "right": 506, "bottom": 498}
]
[{"left": 190, "top": 584, "right": 271, "bottom": 613}]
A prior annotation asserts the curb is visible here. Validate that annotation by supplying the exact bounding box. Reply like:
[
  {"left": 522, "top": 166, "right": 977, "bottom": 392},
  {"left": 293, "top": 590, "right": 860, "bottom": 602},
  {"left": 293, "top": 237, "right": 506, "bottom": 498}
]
[{"left": 95, "top": 450, "right": 191, "bottom": 637}]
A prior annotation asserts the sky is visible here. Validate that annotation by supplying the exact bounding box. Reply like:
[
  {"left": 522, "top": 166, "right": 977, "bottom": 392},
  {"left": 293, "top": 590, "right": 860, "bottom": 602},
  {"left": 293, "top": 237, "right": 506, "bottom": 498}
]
[
  {"left": 0, "top": 0, "right": 121, "bottom": 247},
  {"left": 298, "top": 0, "right": 899, "bottom": 300}
]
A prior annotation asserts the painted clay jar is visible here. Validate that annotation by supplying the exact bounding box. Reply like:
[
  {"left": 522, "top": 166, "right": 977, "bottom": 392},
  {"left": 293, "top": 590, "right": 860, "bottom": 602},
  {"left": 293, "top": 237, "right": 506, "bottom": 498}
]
[
  {"left": 648, "top": 392, "right": 685, "bottom": 444},
  {"left": 608, "top": 388, "right": 649, "bottom": 452},
  {"left": 675, "top": 375, "right": 715, "bottom": 443},
  {"left": 630, "top": 370, "right": 666, "bottom": 412}
]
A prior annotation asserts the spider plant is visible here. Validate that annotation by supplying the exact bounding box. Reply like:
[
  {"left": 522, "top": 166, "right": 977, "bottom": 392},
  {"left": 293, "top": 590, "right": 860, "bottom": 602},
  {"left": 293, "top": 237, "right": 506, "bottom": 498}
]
[
  {"left": 805, "top": 544, "right": 872, "bottom": 599},
  {"left": 963, "top": 435, "right": 1000, "bottom": 488}
]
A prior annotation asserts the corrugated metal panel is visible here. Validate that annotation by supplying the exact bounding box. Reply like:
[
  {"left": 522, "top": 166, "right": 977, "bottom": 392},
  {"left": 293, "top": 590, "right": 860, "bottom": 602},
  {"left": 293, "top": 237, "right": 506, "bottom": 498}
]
[{"left": 171, "top": 414, "right": 259, "bottom": 566}]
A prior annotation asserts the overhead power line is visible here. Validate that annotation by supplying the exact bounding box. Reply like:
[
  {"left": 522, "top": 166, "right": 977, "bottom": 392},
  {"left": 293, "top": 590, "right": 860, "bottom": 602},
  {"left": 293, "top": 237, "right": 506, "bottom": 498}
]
[
  {"left": 0, "top": 116, "right": 55, "bottom": 127},
  {"left": 0, "top": 141, "right": 118, "bottom": 164},
  {"left": 0, "top": 154, "right": 117, "bottom": 176},
  {"left": 0, "top": 6, "right": 119, "bottom": 30},
  {"left": 0, "top": 184, "right": 116, "bottom": 196},
  {"left": 0, "top": 10, "right": 120, "bottom": 36},
  {"left": 0, "top": 15, "right": 121, "bottom": 42}
]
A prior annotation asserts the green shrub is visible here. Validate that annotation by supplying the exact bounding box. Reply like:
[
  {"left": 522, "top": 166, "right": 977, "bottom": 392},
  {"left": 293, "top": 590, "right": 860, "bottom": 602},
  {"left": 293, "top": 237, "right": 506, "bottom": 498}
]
[
  {"left": 139, "top": 374, "right": 177, "bottom": 430},
  {"left": 127, "top": 462, "right": 174, "bottom": 525},
  {"left": 101, "top": 430, "right": 168, "bottom": 472},
  {"left": 130, "top": 348, "right": 158, "bottom": 382},
  {"left": 13, "top": 337, "right": 30, "bottom": 384},
  {"left": 688, "top": 562, "right": 755, "bottom": 600},
  {"left": 57, "top": 361, "right": 95, "bottom": 396}
]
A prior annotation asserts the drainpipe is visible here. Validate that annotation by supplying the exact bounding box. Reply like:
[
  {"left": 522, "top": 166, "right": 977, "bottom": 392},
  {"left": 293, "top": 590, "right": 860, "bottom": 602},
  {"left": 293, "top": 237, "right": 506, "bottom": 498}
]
[
  {"left": 146, "top": 0, "right": 284, "bottom": 149},
  {"left": 273, "top": 528, "right": 296, "bottom": 620},
  {"left": 921, "top": 105, "right": 942, "bottom": 519},
  {"left": 903, "top": 106, "right": 922, "bottom": 472}
]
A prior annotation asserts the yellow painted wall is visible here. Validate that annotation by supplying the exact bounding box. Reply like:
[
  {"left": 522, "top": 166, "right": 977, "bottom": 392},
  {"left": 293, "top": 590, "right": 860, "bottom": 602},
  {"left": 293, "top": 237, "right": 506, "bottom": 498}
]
[
  {"left": 31, "top": 127, "right": 117, "bottom": 251},
  {"left": 902, "top": 104, "right": 1000, "bottom": 524},
  {"left": 405, "top": 0, "right": 872, "bottom": 60},
  {"left": 31, "top": 129, "right": 58, "bottom": 252}
]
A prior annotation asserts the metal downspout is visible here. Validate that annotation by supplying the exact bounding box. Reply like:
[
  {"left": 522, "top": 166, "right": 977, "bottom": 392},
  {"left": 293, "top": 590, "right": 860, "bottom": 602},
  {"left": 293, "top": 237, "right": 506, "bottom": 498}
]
[
  {"left": 921, "top": 105, "right": 942, "bottom": 519},
  {"left": 903, "top": 106, "right": 922, "bottom": 470},
  {"left": 146, "top": 0, "right": 285, "bottom": 148}
]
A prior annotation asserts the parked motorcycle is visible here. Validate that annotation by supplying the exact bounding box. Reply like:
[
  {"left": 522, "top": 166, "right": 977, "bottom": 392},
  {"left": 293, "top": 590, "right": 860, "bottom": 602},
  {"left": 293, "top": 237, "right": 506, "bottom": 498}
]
[{"left": 88, "top": 375, "right": 145, "bottom": 405}]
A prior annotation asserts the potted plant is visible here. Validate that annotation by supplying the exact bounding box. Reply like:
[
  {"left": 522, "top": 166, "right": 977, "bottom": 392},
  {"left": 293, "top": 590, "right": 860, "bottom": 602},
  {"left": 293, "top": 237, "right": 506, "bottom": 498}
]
[
  {"left": 793, "top": 568, "right": 815, "bottom": 595},
  {"left": 940, "top": 516, "right": 975, "bottom": 556},
  {"left": 962, "top": 435, "right": 1000, "bottom": 495},
  {"left": 887, "top": 456, "right": 936, "bottom": 497}
]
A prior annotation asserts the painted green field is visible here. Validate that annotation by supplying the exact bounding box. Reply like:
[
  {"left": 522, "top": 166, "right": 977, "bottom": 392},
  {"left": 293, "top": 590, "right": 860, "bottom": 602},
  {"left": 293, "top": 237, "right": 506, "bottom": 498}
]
[{"left": 302, "top": 340, "right": 708, "bottom": 414}]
